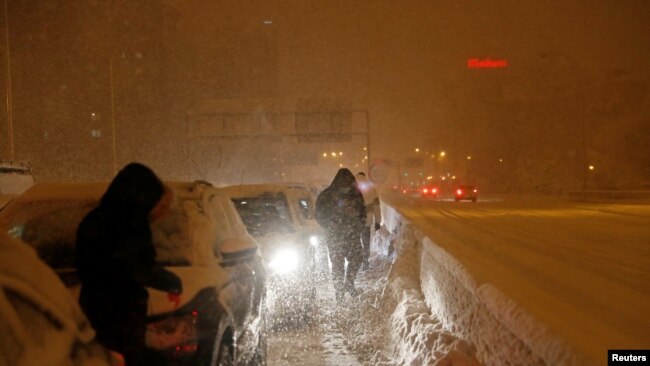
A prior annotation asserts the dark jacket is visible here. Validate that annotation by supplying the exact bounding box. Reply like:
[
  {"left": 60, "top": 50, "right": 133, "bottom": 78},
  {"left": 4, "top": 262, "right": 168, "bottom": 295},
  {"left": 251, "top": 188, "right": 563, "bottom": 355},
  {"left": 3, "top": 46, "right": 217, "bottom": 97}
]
[
  {"left": 316, "top": 168, "right": 366, "bottom": 240},
  {"left": 76, "top": 163, "right": 181, "bottom": 351}
]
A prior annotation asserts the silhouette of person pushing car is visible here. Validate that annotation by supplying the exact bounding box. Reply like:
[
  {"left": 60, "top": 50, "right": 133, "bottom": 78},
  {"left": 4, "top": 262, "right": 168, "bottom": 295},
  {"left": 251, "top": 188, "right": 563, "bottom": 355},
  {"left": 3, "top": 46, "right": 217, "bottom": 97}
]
[{"left": 76, "top": 162, "right": 182, "bottom": 365}]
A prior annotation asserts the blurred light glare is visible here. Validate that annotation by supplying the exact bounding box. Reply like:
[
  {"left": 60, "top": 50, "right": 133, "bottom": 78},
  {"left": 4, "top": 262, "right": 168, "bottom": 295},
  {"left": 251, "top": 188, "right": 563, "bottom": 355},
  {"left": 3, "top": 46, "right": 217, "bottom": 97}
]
[
  {"left": 415, "top": 148, "right": 420, "bottom": 152},
  {"left": 268, "top": 250, "right": 298, "bottom": 274},
  {"left": 309, "top": 236, "right": 319, "bottom": 246},
  {"left": 467, "top": 156, "right": 472, "bottom": 160},
  {"left": 589, "top": 165, "right": 595, "bottom": 171},
  {"left": 331, "top": 152, "right": 336, "bottom": 157},
  {"left": 440, "top": 151, "right": 446, "bottom": 157}
]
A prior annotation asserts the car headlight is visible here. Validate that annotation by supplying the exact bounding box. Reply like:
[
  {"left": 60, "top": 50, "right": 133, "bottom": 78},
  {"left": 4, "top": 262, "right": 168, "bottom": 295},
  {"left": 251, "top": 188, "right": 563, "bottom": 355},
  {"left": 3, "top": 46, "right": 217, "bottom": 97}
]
[{"left": 268, "top": 249, "right": 299, "bottom": 274}]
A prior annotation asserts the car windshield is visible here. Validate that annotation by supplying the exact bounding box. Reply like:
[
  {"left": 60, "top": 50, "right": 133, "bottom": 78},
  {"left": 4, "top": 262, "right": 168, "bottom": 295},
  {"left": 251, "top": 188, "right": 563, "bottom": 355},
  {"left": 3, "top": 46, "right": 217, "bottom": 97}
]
[{"left": 231, "top": 192, "right": 294, "bottom": 236}]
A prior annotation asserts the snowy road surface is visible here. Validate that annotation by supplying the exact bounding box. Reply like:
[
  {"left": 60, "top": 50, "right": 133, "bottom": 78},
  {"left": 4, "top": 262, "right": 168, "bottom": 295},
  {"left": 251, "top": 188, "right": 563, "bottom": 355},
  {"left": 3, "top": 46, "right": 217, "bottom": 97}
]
[
  {"left": 268, "top": 259, "right": 394, "bottom": 366},
  {"left": 384, "top": 194, "right": 650, "bottom": 363}
]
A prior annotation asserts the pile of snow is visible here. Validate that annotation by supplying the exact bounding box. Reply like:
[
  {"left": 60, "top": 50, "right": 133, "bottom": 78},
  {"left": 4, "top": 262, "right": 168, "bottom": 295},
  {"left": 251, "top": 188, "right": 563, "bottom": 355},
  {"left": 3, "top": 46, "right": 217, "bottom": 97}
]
[{"left": 376, "top": 216, "right": 481, "bottom": 366}]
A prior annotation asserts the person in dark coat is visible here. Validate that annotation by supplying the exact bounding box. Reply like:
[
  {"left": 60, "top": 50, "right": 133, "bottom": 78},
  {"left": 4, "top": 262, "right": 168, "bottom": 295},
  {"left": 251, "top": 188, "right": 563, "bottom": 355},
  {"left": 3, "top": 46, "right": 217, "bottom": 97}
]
[
  {"left": 76, "top": 162, "right": 182, "bottom": 365},
  {"left": 316, "top": 168, "right": 366, "bottom": 302}
]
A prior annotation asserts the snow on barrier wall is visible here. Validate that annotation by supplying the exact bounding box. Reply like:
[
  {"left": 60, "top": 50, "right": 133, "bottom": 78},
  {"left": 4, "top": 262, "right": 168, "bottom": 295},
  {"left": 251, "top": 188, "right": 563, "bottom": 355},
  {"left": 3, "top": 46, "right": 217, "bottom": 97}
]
[{"left": 375, "top": 202, "right": 580, "bottom": 366}]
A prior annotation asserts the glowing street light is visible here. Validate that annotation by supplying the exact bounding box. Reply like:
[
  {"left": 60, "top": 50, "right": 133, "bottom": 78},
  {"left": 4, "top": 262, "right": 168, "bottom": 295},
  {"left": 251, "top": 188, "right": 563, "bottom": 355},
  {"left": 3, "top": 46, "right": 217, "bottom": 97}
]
[
  {"left": 415, "top": 148, "right": 420, "bottom": 153},
  {"left": 588, "top": 165, "right": 595, "bottom": 171},
  {"left": 323, "top": 153, "right": 327, "bottom": 157},
  {"left": 467, "top": 156, "right": 472, "bottom": 160},
  {"left": 339, "top": 151, "right": 343, "bottom": 156},
  {"left": 331, "top": 152, "right": 337, "bottom": 157},
  {"left": 440, "top": 151, "right": 446, "bottom": 158}
]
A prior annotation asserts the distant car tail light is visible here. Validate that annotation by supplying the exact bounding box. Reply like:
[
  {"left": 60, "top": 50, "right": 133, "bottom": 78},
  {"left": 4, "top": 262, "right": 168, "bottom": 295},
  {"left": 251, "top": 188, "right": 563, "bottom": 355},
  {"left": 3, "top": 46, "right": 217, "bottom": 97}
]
[
  {"left": 473, "top": 189, "right": 478, "bottom": 193},
  {"left": 422, "top": 188, "right": 429, "bottom": 194},
  {"left": 146, "top": 311, "right": 199, "bottom": 357},
  {"left": 432, "top": 188, "right": 437, "bottom": 193},
  {"left": 456, "top": 189, "right": 462, "bottom": 195}
]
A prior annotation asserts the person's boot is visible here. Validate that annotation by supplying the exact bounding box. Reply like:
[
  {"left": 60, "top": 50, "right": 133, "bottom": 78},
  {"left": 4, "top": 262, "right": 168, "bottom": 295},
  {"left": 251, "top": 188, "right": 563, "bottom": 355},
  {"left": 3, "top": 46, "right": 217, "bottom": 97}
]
[
  {"left": 361, "top": 259, "right": 369, "bottom": 271},
  {"left": 335, "top": 288, "right": 344, "bottom": 304},
  {"left": 345, "top": 281, "right": 359, "bottom": 297}
]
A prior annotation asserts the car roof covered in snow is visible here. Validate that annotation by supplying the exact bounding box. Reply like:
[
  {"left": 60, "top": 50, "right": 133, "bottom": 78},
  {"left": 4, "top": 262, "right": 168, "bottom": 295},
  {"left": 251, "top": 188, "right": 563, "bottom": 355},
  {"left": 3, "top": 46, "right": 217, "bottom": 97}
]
[
  {"left": 217, "top": 183, "right": 292, "bottom": 198},
  {"left": 4, "top": 181, "right": 213, "bottom": 204}
]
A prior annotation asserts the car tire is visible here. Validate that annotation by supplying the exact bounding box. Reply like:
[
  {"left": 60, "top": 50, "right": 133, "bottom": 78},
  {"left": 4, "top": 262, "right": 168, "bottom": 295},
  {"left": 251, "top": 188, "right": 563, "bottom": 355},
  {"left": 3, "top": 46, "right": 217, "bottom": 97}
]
[
  {"left": 214, "top": 340, "right": 234, "bottom": 366},
  {"left": 249, "top": 329, "right": 267, "bottom": 366}
]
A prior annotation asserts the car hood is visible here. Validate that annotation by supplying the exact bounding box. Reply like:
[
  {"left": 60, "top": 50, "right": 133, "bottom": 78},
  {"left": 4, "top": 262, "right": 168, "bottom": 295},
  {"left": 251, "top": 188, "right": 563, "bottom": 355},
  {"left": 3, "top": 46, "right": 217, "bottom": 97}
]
[{"left": 146, "top": 265, "right": 228, "bottom": 316}]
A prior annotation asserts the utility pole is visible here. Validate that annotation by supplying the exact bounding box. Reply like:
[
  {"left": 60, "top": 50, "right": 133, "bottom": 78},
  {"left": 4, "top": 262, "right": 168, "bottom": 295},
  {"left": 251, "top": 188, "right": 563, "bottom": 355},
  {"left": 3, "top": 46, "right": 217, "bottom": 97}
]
[
  {"left": 4, "top": 0, "right": 13, "bottom": 161},
  {"left": 109, "top": 54, "right": 117, "bottom": 176}
]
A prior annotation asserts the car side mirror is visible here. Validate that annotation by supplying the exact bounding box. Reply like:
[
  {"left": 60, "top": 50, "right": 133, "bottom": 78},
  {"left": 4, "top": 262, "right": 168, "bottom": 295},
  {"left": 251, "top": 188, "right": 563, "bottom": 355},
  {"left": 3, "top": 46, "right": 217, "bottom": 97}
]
[{"left": 219, "top": 238, "right": 258, "bottom": 267}]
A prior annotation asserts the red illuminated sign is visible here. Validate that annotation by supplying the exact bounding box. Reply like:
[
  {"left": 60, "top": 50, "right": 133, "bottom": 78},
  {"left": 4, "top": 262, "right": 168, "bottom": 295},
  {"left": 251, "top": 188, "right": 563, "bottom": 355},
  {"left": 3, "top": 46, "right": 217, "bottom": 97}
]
[{"left": 467, "top": 58, "right": 508, "bottom": 68}]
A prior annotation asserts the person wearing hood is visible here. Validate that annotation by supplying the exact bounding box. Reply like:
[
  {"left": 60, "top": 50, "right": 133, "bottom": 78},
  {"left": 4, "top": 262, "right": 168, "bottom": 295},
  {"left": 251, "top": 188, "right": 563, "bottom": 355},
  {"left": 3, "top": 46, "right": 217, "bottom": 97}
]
[
  {"left": 76, "top": 162, "right": 182, "bottom": 365},
  {"left": 316, "top": 168, "right": 366, "bottom": 302},
  {"left": 356, "top": 172, "right": 382, "bottom": 270}
]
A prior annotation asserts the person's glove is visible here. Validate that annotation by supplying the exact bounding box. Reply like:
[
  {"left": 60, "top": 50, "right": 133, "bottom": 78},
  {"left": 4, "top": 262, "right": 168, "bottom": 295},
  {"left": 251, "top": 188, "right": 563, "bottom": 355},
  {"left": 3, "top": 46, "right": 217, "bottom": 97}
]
[{"left": 167, "top": 293, "right": 182, "bottom": 309}]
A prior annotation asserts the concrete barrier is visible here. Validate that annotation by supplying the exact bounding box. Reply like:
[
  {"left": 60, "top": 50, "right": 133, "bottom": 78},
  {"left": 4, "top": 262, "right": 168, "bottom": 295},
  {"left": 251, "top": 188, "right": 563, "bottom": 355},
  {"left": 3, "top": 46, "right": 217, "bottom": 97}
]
[
  {"left": 568, "top": 190, "right": 650, "bottom": 202},
  {"left": 376, "top": 201, "right": 585, "bottom": 366}
]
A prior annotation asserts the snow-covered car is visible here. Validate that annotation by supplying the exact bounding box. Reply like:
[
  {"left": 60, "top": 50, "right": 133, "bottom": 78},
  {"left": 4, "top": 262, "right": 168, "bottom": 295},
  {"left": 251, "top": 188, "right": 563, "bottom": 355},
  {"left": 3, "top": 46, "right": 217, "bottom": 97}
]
[
  {"left": 219, "top": 184, "right": 322, "bottom": 324},
  {"left": 454, "top": 185, "right": 478, "bottom": 202},
  {"left": 0, "top": 232, "right": 118, "bottom": 366},
  {"left": 0, "top": 181, "right": 267, "bottom": 365}
]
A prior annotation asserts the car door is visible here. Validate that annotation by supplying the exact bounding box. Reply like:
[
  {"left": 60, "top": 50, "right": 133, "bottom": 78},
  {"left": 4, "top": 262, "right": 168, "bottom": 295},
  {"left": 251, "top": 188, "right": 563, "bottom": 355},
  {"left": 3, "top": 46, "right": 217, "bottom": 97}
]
[{"left": 204, "top": 191, "right": 257, "bottom": 327}]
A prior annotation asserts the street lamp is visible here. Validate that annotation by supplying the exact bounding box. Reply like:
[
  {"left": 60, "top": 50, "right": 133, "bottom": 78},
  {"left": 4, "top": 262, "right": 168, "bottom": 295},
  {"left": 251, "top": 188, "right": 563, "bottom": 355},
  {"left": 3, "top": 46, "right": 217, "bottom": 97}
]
[
  {"left": 109, "top": 54, "right": 117, "bottom": 176},
  {"left": 4, "top": 0, "right": 14, "bottom": 161}
]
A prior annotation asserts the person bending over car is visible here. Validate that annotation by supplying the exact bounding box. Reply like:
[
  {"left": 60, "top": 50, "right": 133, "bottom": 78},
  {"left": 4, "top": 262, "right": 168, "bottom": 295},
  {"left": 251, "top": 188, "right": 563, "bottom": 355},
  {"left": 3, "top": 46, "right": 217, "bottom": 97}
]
[
  {"left": 76, "top": 162, "right": 182, "bottom": 365},
  {"left": 316, "top": 168, "right": 366, "bottom": 303}
]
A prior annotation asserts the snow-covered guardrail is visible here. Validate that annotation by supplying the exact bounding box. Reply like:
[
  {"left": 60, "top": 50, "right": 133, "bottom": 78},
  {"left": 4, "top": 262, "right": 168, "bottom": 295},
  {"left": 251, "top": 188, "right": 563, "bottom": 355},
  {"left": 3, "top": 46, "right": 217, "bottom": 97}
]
[
  {"left": 568, "top": 190, "right": 650, "bottom": 202},
  {"left": 374, "top": 201, "right": 583, "bottom": 366}
]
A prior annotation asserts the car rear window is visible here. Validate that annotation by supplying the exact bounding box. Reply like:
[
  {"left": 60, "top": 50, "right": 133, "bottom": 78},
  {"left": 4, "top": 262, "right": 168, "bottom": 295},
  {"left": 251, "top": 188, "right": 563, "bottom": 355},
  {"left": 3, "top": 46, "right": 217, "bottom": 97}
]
[
  {"left": 231, "top": 192, "right": 294, "bottom": 236},
  {"left": 6, "top": 198, "right": 213, "bottom": 269}
]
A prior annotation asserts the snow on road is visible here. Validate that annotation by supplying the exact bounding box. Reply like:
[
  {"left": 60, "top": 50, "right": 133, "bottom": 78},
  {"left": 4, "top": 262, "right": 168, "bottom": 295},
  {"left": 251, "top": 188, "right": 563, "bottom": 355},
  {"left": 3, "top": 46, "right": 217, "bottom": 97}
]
[
  {"left": 267, "top": 225, "right": 482, "bottom": 366},
  {"left": 385, "top": 194, "right": 650, "bottom": 364},
  {"left": 268, "top": 258, "right": 394, "bottom": 366},
  {"left": 267, "top": 195, "right": 648, "bottom": 365}
]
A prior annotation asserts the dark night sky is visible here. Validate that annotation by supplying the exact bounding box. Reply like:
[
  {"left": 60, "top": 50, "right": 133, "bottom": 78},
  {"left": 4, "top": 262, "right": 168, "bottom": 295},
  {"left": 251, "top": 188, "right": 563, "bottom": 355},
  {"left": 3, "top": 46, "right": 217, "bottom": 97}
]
[{"left": 1, "top": 0, "right": 649, "bottom": 190}]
